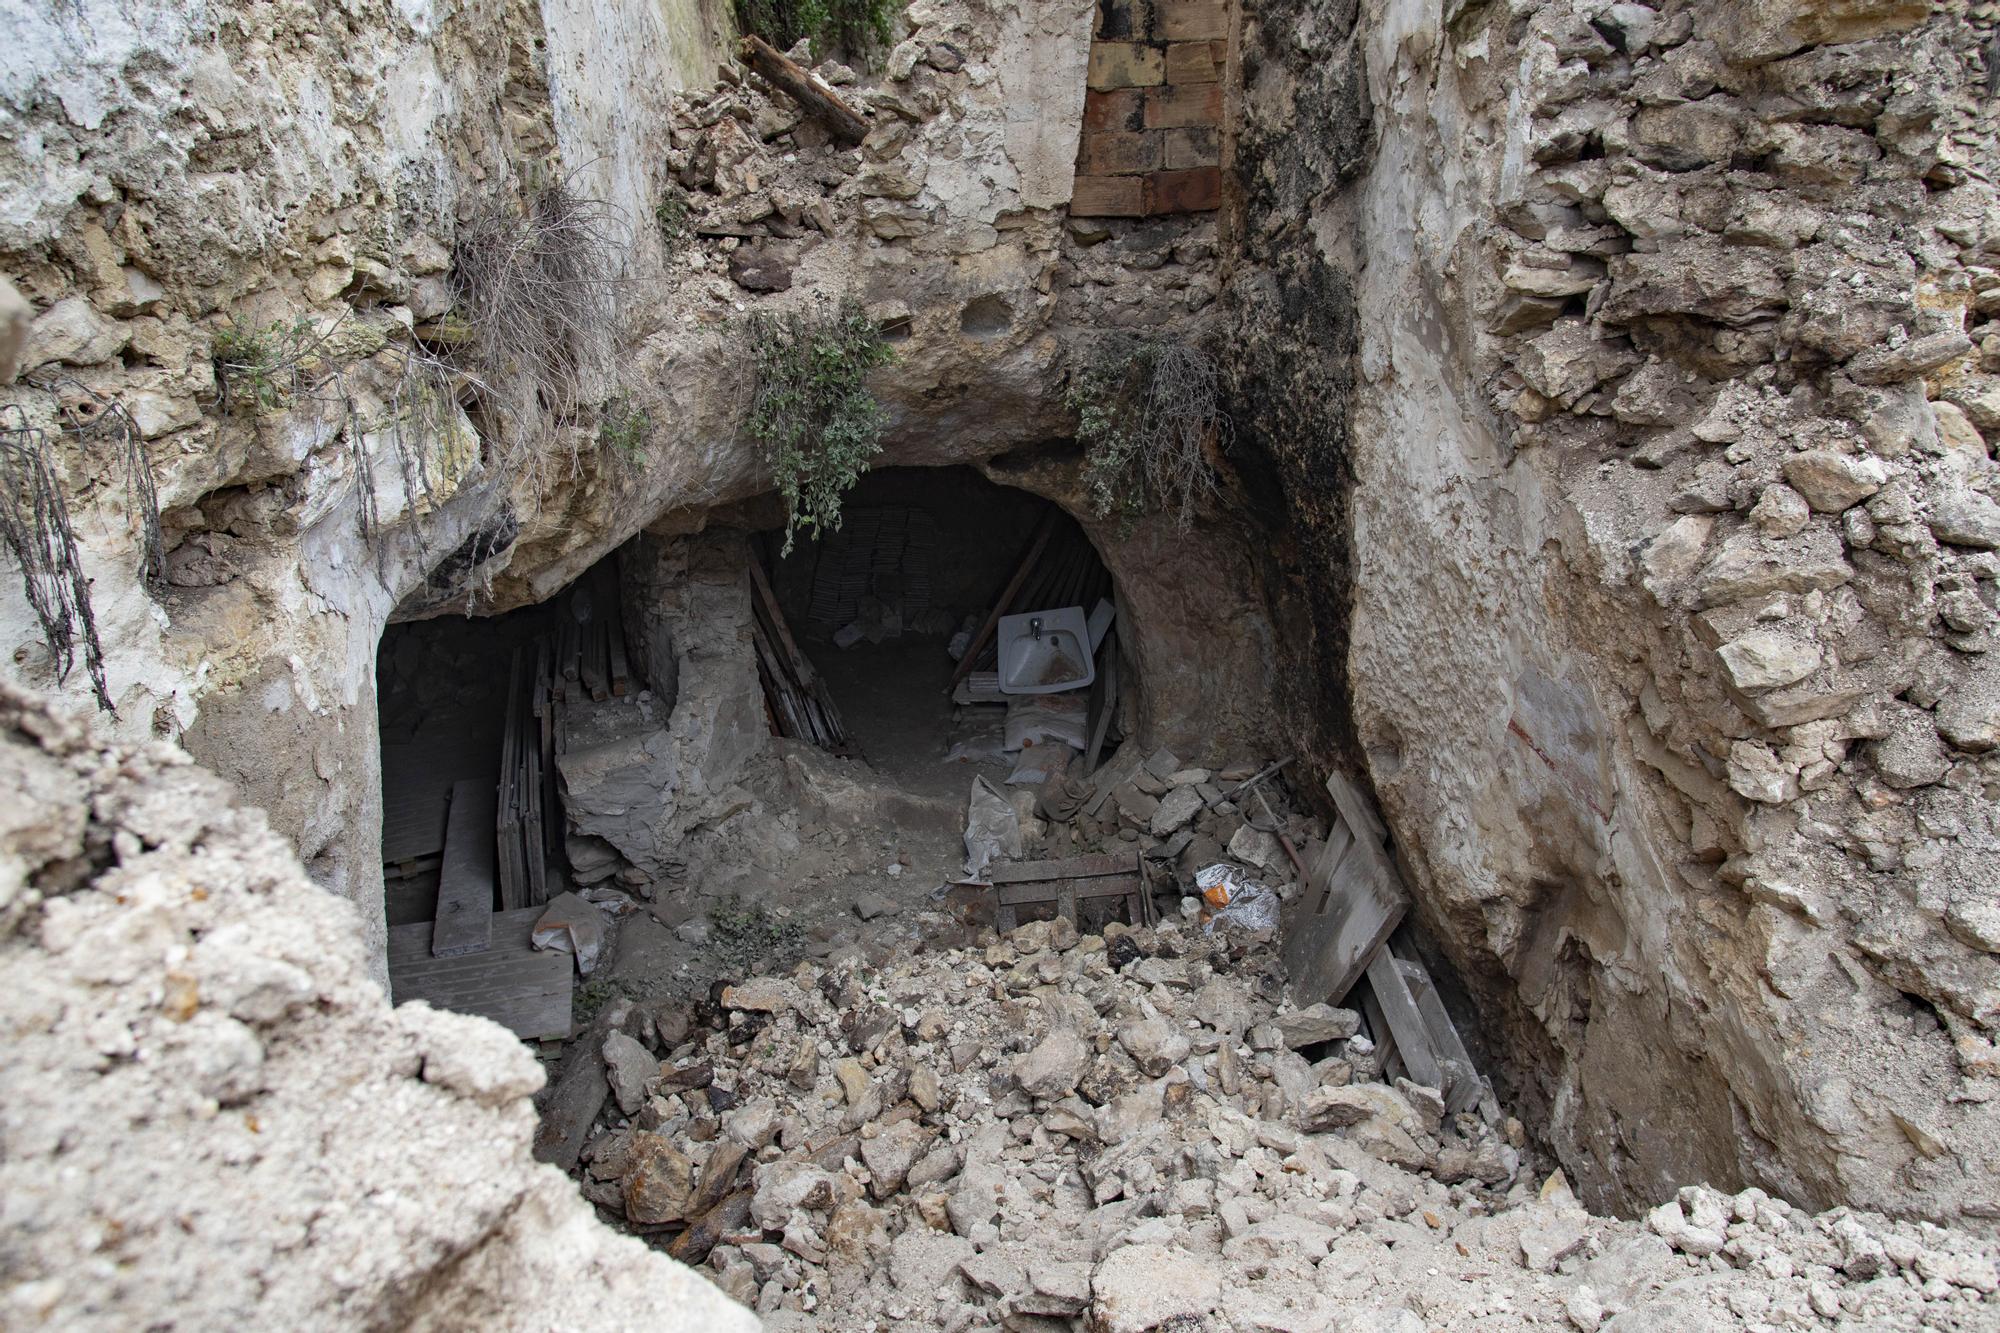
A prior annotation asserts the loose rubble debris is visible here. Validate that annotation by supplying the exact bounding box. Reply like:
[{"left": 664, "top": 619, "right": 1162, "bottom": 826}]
[{"left": 550, "top": 903, "right": 2000, "bottom": 1330}]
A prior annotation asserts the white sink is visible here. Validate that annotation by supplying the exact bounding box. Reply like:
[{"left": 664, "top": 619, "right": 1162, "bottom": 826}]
[{"left": 996, "top": 606, "right": 1095, "bottom": 695}]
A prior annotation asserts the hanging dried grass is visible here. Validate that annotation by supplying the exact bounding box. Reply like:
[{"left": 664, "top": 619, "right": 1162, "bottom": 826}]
[{"left": 0, "top": 405, "right": 111, "bottom": 710}]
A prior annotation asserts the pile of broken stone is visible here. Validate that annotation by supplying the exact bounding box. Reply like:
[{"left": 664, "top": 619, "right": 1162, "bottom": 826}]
[{"left": 548, "top": 911, "right": 1999, "bottom": 1330}]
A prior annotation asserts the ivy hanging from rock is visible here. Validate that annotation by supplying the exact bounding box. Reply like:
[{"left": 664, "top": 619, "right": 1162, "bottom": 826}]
[{"left": 746, "top": 295, "right": 894, "bottom": 555}]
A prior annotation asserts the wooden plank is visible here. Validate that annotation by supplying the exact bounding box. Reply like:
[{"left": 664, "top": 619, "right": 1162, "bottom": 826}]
[
  {"left": 1280, "top": 831, "right": 1404, "bottom": 1009},
  {"left": 986, "top": 852, "right": 1138, "bottom": 885},
  {"left": 1396, "top": 957, "right": 1482, "bottom": 1114},
  {"left": 996, "top": 875, "right": 1141, "bottom": 906},
  {"left": 1083, "top": 627, "right": 1118, "bottom": 777},
  {"left": 747, "top": 553, "right": 815, "bottom": 688},
  {"left": 433, "top": 778, "right": 497, "bottom": 958},
  {"left": 388, "top": 907, "right": 548, "bottom": 964},
  {"left": 1303, "top": 821, "right": 1354, "bottom": 915},
  {"left": 1325, "top": 769, "right": 1386, "bottom": 846},
  {"left": 390, "top": 953, "right": 571, "bottom": 1041},
  {"left": 1366, "top": 947, "right": 1442, "bottom": 1092},
  {"left": 948, "top": 507, "right": 1060, "bottom": 692}
]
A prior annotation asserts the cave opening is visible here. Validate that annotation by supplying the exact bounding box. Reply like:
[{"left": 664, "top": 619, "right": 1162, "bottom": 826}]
[{"left": 757, "top": 465, "right": 1126, "bottom": 799}]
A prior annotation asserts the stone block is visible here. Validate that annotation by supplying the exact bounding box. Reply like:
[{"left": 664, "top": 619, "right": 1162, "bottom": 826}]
[
  {"left": 1081, "top": 131, "right": 1164, "bottom": 176},
  {"left": 1157, "top": 1, "right": 1230, "bottom": 40},
  {"left": 1146, "top": 167, "right": 1222, "bottom": 214},
  {"left": 1088, "top": 43, "right": 1164, "bottom": 90},
  {"left": 1163, "top": 127, "right": 1220, "bottom": 169},
  {"left": 1071, "top": 175, "right": 1147, "bottom": 217},
  {"left": 1084, "top": 88, "right": 1145, "bottom": 134},
  {"left": 1144, "top": 83, "right": 1223, "bottom": 129},
  {"left": 1164, "top": 40, "right": 1223, "bottom": 82}
]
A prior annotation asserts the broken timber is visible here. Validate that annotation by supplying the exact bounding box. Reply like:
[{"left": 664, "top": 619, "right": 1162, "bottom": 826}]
[
  {"left": 987, "top": 851, "right": 1147, "bottom": 931},
  {"left": 390, "top": 906, "right": 570, "bottom": 1041},
  {"left": 1283, "top": 770, "right": 1483, "bottom": 1114},
  {"left": 738, "top": 35, "right": 869, "bottom": 146}
]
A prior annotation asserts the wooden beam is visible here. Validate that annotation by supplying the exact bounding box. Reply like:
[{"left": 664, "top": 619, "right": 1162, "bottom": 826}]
[
  {"left": 986, "top": 851, "right": 1139, "bottom": 884},
  {"left": 1365, "top": 947, "right": 1442, "bottom": 1092},
  {"left": 1280, "top": 830, "right": 1404, "bottom": 1009},
  {"left": 739, "top": 35, "right": 870, "bottom": 146}
]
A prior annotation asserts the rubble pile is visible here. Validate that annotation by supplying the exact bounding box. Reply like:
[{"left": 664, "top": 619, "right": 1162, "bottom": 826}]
[{"left": 554, "top": 909, "right": 2000, "bottom": 1330}]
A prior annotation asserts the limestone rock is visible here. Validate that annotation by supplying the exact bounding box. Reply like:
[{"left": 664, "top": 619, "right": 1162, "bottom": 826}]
[
  {"left": 1781, "top": 451, "right": 1889, "bottom": 512},
  {"left": 1640, "top": 515, "right": 1714, "bottom": 603},
  {"left": 1870, "top": 705, "right": 1948, "bottom": 789},
  {"left": 1013, "top": 1026, "right": 1088, "bottom": 1099},
  {"left": 0, "top": 276, "right": 27, "bottom": 382},
  {"left": 1694, "top": 530, "right": 1852, "bottom": 608},
  {"left": 602, "top": 1030, "right": 661, "bottom": 1116},
  {"left": 1273, "top": 1003, "right": 1361, "bottom": 1048},
  {"left": 859, "top": 1119, "right": 928, "bottom": 1198},
  {"left": 1929, "top": 489, "right": 2000, "bottom": 550},
  {"left": 25, "top": 295, "right": 126, "bottom": 367},
  {"left": 1716, "top": 628, "right": 1822, "bottom": 693},
  {"left": 1149, "top": 785, "right": 1204, "bottom": 838},
  {"left": 1749, "top": 485, "right": 1811, "bottom": 538},
  {"left": 1116, "top": 1013, "right": 1191, "bottom": 1076},
  {"left": 1936, "top": 663, "right": 2000, "bottom": 752},
  {"left": 622, "top": 1133, "right": 695, "bottom": 1224},
  {"left": 1090, "top": 1244, "right": 1222, "bottom": 1333},
  {"left": 1726, "top": 740, "right": 1797, "bottom": 804}
]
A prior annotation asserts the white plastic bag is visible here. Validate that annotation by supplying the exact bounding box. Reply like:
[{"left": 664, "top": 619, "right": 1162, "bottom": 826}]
[
  {"left": 532, "top": 891, "right": 608, "bottom": 974},
  {"left": 963, "top": 776, "right": 1023, "bottom": 880}
]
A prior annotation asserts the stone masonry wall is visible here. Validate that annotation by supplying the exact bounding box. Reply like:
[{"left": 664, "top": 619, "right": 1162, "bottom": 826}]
[{"left": 1070, "top": 0, "right": 1234, "bottom": 216}]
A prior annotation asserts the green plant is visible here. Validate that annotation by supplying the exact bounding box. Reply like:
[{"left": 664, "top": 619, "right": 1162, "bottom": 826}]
[
  {"left": 655, "top": 184, "right": 691, "bottom": 254},
  {"left": 746, "top": 295, "right": 894, "bottom": 554},
  {"left": 574, "top": 973, "right": 636, "bottom": 1025},
  {"left": 599, "top": 395, "right": 652, "bottom": 462},
  {"left": 212, "top": 316, "right": 331, "bottom": 414},
  {"left": 1065, "top": 337, "right": 1234, "bottom": 531},
  {"left": 736, "top": 0, "right": 902, "bottom": 58},
  {"left": 710, "top": 895, "right": 805, "bottom": 972}
]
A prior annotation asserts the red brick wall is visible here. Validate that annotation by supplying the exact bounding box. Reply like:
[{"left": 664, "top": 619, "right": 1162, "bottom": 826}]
[{"left": 1070, "top": 0, "right": 1229, "bottom": 218}]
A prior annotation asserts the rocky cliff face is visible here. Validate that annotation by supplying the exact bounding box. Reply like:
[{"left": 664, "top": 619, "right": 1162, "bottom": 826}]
[{"left": 1232, "top": 0, "right": 2000, "bottom": 1223}]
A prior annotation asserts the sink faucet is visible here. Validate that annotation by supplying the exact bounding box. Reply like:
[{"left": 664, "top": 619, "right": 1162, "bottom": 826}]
[{"left": 1029, "top": 616, "right": 1043, "bottom": 641}]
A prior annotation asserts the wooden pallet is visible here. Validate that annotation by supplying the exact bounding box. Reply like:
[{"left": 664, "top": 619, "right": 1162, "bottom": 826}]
[
  {"left": 389, "top": 906, "right": 572, "bottom": 1041},
  {"left": 988, "top": 851, "right": 1148, "bottom": 931}
]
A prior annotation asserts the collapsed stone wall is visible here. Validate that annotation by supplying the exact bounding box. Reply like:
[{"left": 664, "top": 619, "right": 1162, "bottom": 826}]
[
  {"left": 0, "top": 682, "right": 755, "bottom": 1331},
  {"left": 1232, "top": 0, "right": 2000, "bottom": 1224}
]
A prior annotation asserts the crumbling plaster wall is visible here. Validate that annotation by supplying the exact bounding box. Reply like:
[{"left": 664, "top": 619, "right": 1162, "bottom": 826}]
[{"left": 1234, "top": 0, "right": 2000, "bottom": 1223}]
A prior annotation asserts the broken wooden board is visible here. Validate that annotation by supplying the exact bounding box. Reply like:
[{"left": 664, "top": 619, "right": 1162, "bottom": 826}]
[
  {"left": 1364, "top": 946, "right": 1442, "bottom": 1092},
  {"left": 390, "top": 906, "right": 570, "bottom": 1041},
  {"left": 988, "top": 851, "right": 1145, "bottom": 931},
  {"left": 1395, "top": 955, "right": 1482, "bottom": 1114},
  {"left": 1281, "top": 802, "right": 1404, "bottom": 1008},
  {"left": 432, "top": 778, "right": 497, "bottom": 958}
]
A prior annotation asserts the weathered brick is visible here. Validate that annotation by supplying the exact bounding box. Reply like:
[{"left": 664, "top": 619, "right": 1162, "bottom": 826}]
[
  {"left": 1071, "top": 174, "right": 1148, "bottom": 217},
  {"left": 1088, "top": 42, "right": 1165, "bottom": 90},
  {"left": 1157, "top": 1, "right": 1230, "bottom": 40},
  {"left": 1083, "top": 88, "right": 1145, "bottom": 135},
  {"left": 1145, "top": 166, "right": 1222, "bottom": 214},
  {"left": 1144, "top": 83, "right": 1224, "bottom": 129},
  {"left": 1095, "top": 0, "right": 1144, "bottom": 39},
  {"left": 1081, "top": 130, "right": 1166, "bottom": 176},
  {"left": 1164, "top": 40, "right": 1224, "bottom": 82},
  {"left": 1163, "top": 126, "right": 1221, "bottom": 169}
]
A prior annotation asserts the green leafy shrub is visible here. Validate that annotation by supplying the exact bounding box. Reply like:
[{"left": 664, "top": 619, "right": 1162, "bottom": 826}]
[
  {"left": 599, "top": 395, "right": 652, "bottom": 462},
  {"left": 710, "top": 895, "right": 805, "bottom": 973},
  {"left": 746, "top": 295, "right": 894, "bottom": 554},
  {"left": 655, "top": 184, "right": 691, "bottom": 255},
  {"left": 1065, "top": 337, "right": 1233, "bottom": 531},
  {"left": 736, "top": 0, "right": 901, "bottom": 58}
]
